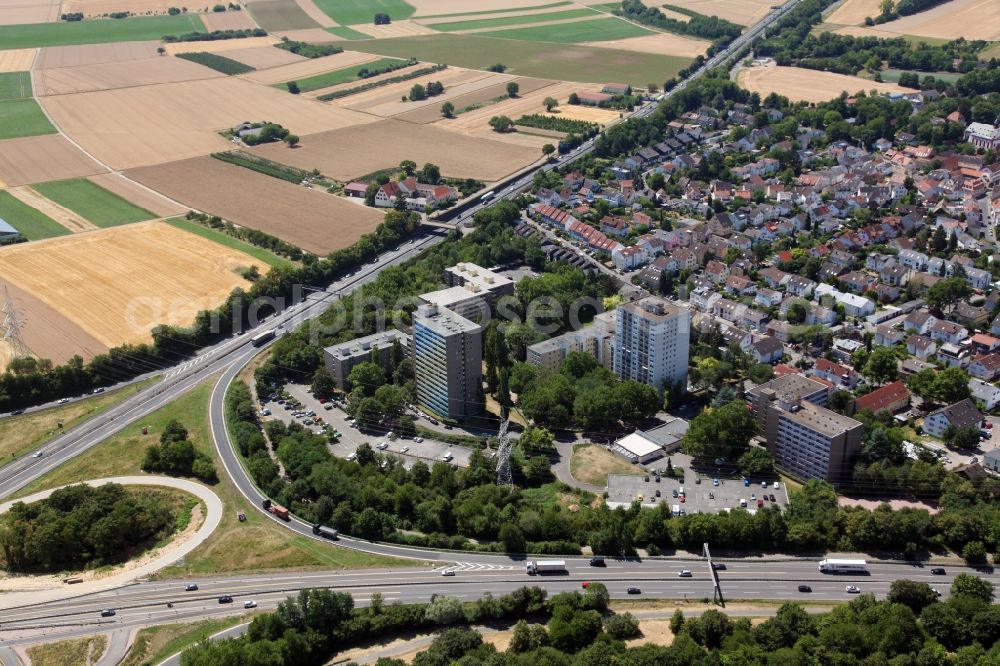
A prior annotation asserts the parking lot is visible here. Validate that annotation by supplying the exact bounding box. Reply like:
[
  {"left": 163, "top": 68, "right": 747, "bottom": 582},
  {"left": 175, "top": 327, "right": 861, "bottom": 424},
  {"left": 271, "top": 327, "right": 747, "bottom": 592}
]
[
  {"left": 607, "top": 470, "right": 789, "bottom": 514},
  {"left": 261, "top": 384, "right": 471, "bottom": 469}
]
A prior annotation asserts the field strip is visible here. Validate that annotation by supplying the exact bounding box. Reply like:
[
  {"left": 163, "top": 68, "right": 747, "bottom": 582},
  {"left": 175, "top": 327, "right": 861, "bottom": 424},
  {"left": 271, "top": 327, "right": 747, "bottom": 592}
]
[
  {"left": 0, "top": 49, "right": 37, "bottom": 73},
  {"left": 412, "top": 3, "right": 579, "bottom": 24},
  {"left": 302, "top": 62, "right": 427, "bottom": 99},
  {"left": 294, "top": 0, "right": 338, "bottom": 27},
  {"left": 240, "top": 50, "right": 382, "bottom": 85},
  {"left": 451, "top": 14, "right": 611, "bottom": 34},
  {"left": 7, "top": 186, "right": 97, "bottom": 232},
  {"left": 348, "top": 20, "right": 437, "bottom": 38},
  {"left": 582, "top": 32, "right": 710, "bottom": 58},
  {"left": 163, "top": 36, "right": 280, "bottom": 55}
]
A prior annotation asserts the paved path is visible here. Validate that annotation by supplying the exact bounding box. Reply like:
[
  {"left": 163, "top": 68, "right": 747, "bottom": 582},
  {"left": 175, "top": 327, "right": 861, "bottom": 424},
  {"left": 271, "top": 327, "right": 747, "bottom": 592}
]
[
  {"left": 0, "top": 647, "right": 22, "bottom": 666},
  {"left": 96, "top": 628, "right": 133, "bottom": 666},
  {"left": 0, "top": 476, "right": 223, "bottom": 610},
  {"left": 155, "top": 622, "right": 249, "bottom": 666},
  {"left": 552, "top": 440, "right": 605, "bottom": 494}
]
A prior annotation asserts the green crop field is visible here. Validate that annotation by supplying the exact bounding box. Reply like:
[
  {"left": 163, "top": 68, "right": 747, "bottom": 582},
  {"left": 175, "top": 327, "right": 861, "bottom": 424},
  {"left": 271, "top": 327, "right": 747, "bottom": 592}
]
[
  {"left": 245, "top": 0, "right": 319, "bottom": 31},
  {"left": 428, "top": 7, "right": 598, "bottom": 32},
  {"left": 480, "top": 16, "right": 651, "bottom": 42},
  {"left": 33, "top": 179, "right": 156, "bottom": 228},
  {"left": 415, "top": 2, "right": 571, "bottom": 20},
  {"left": 0, "top": 191, "right": 70, "bottom": 240},
  {"left": 280, "top": 56, "right": 403, "bottom": 92},
  {"left": 0, "top": 72, "right": 31, "bottom": 101},
  {"left": 311, "top": 0, "right": 414, "bottom": 25},
  {"left": 878, "top": 68, "right": 962, "bottom": 84},
  {"left": 166, "top": 217, "right": 292, "bottom": 268},
  {"left": 0, "top": 14, "right": 203, "bottom": 49},
  {"left": 175, "top": 51, "right": 255, "bottom": 75},
  {"left": 325, "top": 25, "right": 371, "bottom": 39},
  {"left": 348, "top": 34, "right": 688, "bottom": 86},
  {"left": 0, "top": 99, "right": 57, "bottom": 140}
]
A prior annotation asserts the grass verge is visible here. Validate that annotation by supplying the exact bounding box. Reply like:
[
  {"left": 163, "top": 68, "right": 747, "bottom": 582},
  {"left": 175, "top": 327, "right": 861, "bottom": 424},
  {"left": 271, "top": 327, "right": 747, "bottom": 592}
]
[
  {"left": 166, "top": 216, "right": 293, "bottom": 268},
  {"left": 0, "top": 378, "right": 159, "bottom": 464},
  {"left": 0, "top": 14, "right": 203, "bottom": 49},
  {"left": 122, "top": 615, "right": 252, "bottom": 666},
  {"left": 570, "top": 443, "right": 638, "bottom": 486},
  {"left": 0, "top": 98, "right": 57, "bottom": 140},
  {"left": 27, "top": 635, "right": 107, "bottom": 666},
  {"left": 0, "top": 189, "right": 70, "bottom": 240},
  {"left": 33, "top": 178, "right": 157, "bottom": 228}
]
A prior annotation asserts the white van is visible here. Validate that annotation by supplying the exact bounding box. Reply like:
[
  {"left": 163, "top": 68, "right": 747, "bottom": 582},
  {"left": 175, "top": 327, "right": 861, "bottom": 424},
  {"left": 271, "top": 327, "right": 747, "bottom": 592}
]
[
  {"left": 346, "top": 452, "right": 357, "bottom": 461},
  {"left": 739, "top": 498, "right": 747, "bottom": 508},
  {"left": 442, "top": 452, "right": 454, "bottom": 462},
  {"left": 672, "top": 504, "right": 680, "bottom": 516},
  {"left": 678, "top": 487, "right": 685, "bottom": 497}
]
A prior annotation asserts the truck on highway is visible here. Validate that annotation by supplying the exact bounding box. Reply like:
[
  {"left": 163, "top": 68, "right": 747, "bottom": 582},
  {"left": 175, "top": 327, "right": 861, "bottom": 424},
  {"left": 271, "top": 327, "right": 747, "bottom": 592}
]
[
  {"left": 818, "top": 558, "right": 868, "bottom": 574},
  {"left": 526, "top": 560, "right": 566, "bottom": 575},
  {"left": 313, "top": 524, "right": 339, "bottom": 540},
  {"left": 262, "top": 498, "right": 290, "bottom": 521},
  {"left": 251, "top": 330, "right": 276, "bottom": 347},
  {"left": 480, "top": 190, "right": 496, "bottom": 203}
]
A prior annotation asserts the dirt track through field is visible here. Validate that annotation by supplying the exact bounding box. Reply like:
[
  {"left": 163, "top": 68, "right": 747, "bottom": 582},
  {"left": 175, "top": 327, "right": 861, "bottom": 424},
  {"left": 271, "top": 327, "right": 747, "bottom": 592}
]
[
  {"left": 7, "top": 186, "right": 97, "bottom": 232},
  {"left": 0, "top": 220, "right": 264, "bottom": 349},
  {"left": 0, "top": 134, "right": 107, "bottom": 187},
  {"left": 35, "top": 56, "right": 224, "bottom": 96},
  {"left": 738, "top": 65, "right": 907, "bottom": 103},
  {"left": 0, "top": 50, "right": 37, "bottom": 73},
  {"left": 87, "top": 172, "right": 187, "bottom": 217},
  {"left": 240, "top": 50, "right": 382, "bottom": 85},
  {"left": 126, "top": 156, "right": 385, "bottom": 255}
]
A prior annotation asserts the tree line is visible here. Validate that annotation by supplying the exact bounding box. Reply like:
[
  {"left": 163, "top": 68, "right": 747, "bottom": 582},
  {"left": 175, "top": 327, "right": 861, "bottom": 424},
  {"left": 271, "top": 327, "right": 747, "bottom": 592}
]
[{"left": 615, "top": 0, "right": 741, "bottom": 44}]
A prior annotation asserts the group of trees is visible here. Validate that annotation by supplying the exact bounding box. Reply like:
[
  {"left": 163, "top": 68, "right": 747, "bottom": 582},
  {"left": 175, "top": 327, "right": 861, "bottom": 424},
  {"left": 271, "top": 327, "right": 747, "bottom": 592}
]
[
  {"left": 274, "top": 38, "right": 342, "bottom": 59},
  {"left": 408, "top": 80, "right": 444, "bottom": 101},
  {"left": 906, "top": 366, "right": 972, "bottom": 405},
  {"left": 0, "top": 484, "right": 175, "bottom": 572},
  {"left": 239, "top": 122, "right": 291, "bottom": 146},
  {"left": 162, "top": 28, "right": 267, "bottom": 43},
  {"left": 141, "top": 419, "right": 217, "bottom": 483},
  {"left": 867, "top": 0, "right": 950, "bottom": 24},
  {"left": 616, "top": 0, "right": 741, "bottom": 44}
]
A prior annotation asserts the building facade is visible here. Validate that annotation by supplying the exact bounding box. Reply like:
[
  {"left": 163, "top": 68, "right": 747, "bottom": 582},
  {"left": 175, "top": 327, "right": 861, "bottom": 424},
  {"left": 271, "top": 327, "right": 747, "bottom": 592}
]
[
  {"left": 412, "top": 303, "right": 483, "bottom": 421},
  {"left": 614, "top": 296, "right": 691, "bottom": 394},
  {"left": 323, "top": 329, "right": 410, "bottom": 392}
]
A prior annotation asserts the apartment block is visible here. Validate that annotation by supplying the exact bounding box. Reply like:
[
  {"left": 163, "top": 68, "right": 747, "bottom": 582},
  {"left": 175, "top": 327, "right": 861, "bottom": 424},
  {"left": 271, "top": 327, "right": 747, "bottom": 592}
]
[
  {"left": 526, "top": 310, "right": 617, "bottom": 373},
  {"left": 412, "top": 303, "right": 483, "bottom": 421},
  {"left": 614, "top": 296, "right": 690, "bottom": 394},
  {"left": 323, "top": 329, "right": 410, "bottom": 392}
]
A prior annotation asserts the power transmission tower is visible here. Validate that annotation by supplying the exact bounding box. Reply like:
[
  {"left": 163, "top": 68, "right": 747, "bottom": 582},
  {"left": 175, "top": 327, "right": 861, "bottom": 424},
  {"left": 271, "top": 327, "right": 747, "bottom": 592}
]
[
  {"left": 496, "top": 409, "right": 512, "bottom": 487},
  {"left": 0, "top": 285, "right": 31, "bottom": 360}
]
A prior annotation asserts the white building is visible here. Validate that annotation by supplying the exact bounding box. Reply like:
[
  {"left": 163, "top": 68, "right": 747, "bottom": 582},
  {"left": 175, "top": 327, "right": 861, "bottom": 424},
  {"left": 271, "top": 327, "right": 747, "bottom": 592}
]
[
  {"left": 965, "top": 122, "right": 1000, "bottom": 150},
  {"left": 614, "top": 296, "right": 691, "bottom": 395},
  {"left": 970, "top": 378, "right": 1000, "bottom": 411},
  {"left": 611, "top": 418, "right": 688, "bottom": 464}
]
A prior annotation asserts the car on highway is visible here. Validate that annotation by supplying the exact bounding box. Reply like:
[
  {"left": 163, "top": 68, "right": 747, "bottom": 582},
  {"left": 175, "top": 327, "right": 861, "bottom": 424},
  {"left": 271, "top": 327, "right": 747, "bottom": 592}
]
[
  {"left": 626, "top": 587, "right": 641, "bottom": 594},
  {"left": 58, "top": 398, "right": 70, "bottom": 404},
  {"left": 931, "top": 568, "right": 946, "bottom": 575},
  {"left": 845, "top": 586, "right": 861, "bottom": 594},
  {"left": 712, "top": 563, "right": 727, "bottom": 570},
  {"left": 441, "top": 570, "right": 455, "bottom": 577},
  {"left": 798, "top": 585, "right": 812, "bottom": 593},
  {"left": 101, "top": 609, "right": 116, "bottom": 617},
  {"left": 185, "top": 583, "right": 199, "bottom": 591},
  {"left": 33, "top": 451, "right": 43, "bottom": 458},
  {"left": 581, "top": 581, "right": 590, "bottom": 589},
  {"left": 244, "top": 600, "right": 258, "bottom": 609},
  {"left": 589, "top": 556, "right": 605, "bottom": 566},
  {"left": 678, "top": 570, "right": 692, "bottom": 577},
  {"left": 219, "top": 595, "right": 234, "bottom": 604}
]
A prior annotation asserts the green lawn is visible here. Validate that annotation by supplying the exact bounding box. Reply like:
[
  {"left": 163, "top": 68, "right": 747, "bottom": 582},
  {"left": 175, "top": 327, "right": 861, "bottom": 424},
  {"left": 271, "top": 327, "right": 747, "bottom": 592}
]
[
  {"left": 311, "top": 0, "right": 414, "bottom": 25},
  {"left": 0, "top": 72, "right": 31, "bottom": 101},
  {"left": 415, "top": 2, "right": 571, "bottom": 19},
  {"left": 0, "top": 190, "right": 69, "bottom": 240},
  {"left": 166, "top": 217, "right": 292, "bottom": 268},
  {"left": 33, "top": 179, "right": 156, "bottom": 228},
  {"left": 279, "top": 56, "right": 403, "bottom": 92},
  {"left": 428, "top": 7, "right": 599, "bottom": 32},
  {"left": 0, "top": 98, "right": 57, "bottom": 140},
  {"left": 878, "top": 68, "right": 962, "bottom": 84},
  {"left": 347, "top": 33, "right": 689, "bottom": 86},
  {"left": 325, "top": 25, "right": 372, "bottom": 39},
  {"left": 0, "top": 14, "right": 203, "bottom": 49},
  {"left": 480, "top": 16, "right": 652, "bottom": 43}
]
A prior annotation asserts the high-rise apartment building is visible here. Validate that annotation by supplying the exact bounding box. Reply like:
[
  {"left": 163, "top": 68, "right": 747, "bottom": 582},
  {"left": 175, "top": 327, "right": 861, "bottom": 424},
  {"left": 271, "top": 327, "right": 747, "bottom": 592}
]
[
  {"left": 613, "top": 296, "right": 690, "bottom": 393},
  {"left": 412, "top": 303, "right": 482, "bottom": 421}
]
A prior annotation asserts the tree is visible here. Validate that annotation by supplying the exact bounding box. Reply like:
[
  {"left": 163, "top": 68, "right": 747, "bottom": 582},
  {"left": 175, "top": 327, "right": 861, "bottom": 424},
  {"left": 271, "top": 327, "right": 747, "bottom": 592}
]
[
  {"left": 157, "top": 46, "right": 166, "bottom": 56},
  {"left": 425, "top": 595, "right": 465, "bottom": 625},
  {"left": 926, "top": 277, "right": 971, "bottom": 312},
  {"left": 441, "top": 101, "right": 455, "bottom": 118},
  {"left": 951, "top": 574, "right": 994, "bottom": 603},
  {"left": 748, "top": 363, "right": 775, "bottom": 384},
  {"left": 542, "top": 143, "right": 555, "bottom": 158},
  {"left": 408, "top": 83, "right": 426, "bottom": 101},
  {"left": 286, "top": 81, "right": 299, "bottom": 95},
  {"left": 506, "top": 81, "right": 520, "bottom": 97},
  {"left": 962, "top": 540, "right": 987, "bottom": 564},
  {"left": 543, "top": 96, "right": 558, "bottom": 112},
  {"left": 933, "top": 367, "right": 972, "bottom": 403},
  {"left": 863, "top": 346, "right": 898, "bottom": 384},
  {"left": 787, "top": 300, "right": 808, "bottom": 324},
  {"left": 499, "top": 523, "right": 526, "bottom": 553},
  {"left": 683, "top": 400, "right": 757, "bottom": 462},
  {"left": 670, "top": 609, "right": 685, "bottom": 634},
  {"left": 348, "top": 361, "right": 386, "bottom": 397},
  {"left": 605, "top": 612, "right": 641, "bottom": 639},
  {"left": 738, "top": 447, "right": 774, "bottom": 476},
  {"left": 614, "top": 381, "right": 660, "bottom": 422},
  {"left": 489, "top": 115, "right": 514, "bottom": 133},
  {"left": 284, "top": 134, "right": 299, "bottom": 147},
  {"left": 887, "top": 579, "right": 939, "bottom": 613},
  {"left": 399, "top": 159, "right": 416, "bottom": 175},
  {"left": 949, "top": 425, "right": 980, "bottom": 451},
  {"left": 420, "top": 163, "right": 441, "bottom": 184},
  {"left": 568, "top": 92, "right": 579, "bottom": 105},
  {"left": 310, "top": 366, "right": 335, "bottom": 399}
]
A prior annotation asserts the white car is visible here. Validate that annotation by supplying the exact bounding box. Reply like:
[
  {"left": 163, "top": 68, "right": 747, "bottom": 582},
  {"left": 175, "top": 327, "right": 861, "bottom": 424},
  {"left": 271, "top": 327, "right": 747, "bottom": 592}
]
[
  {"left": 244, "top": 600, "right": 258, "bottom": 609},
  {"left": 846, "top": 586, "right": 861, "bottom": 594},
  {"left": 441, "top": 570, "right": 456, "bottom": 577},
  {"left": 678, "top": 570, "right": 692, "bottom": 577},
  {"left": 33, "top": 451, "right": 43, "bottom": 458},
  {"left": 414, "top": 437, "right": 424, "bottom": 443},
  {"left": 377, "top": 442, "right": 389, "bottom": 450},
  {"left": 57, "top": 398, "right": 70, "bottom": 404},
  {"left": 400, "top": 446, "right": 409, "bottom": 454}
]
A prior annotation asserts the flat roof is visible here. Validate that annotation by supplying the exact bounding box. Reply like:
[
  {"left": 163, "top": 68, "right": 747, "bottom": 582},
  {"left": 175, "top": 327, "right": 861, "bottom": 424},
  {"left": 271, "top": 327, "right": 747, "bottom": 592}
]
[
  {"left": 616, "top": 433, "right": 663, "bottom": 457},
  {"left": 420, "top": 285, "right": 489, "bottom": 310},
  {"left": 325, "top": 329, "right": 408, "bottom": 360},
  {"left": 414, "top": 303, "right": 480, "bottom": 335},
  {"left": 780, "top": 401, "right": 862, "bottom": 438}
]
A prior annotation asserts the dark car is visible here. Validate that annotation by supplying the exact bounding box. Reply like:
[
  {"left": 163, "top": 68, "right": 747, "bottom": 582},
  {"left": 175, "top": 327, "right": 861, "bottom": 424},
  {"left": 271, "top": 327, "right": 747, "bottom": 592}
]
[
  {"left": 626, "top": 587, "right": 642, "bottom": 594},
  {"left": 185, "top": 583, "right": 199, "bottom": 591},
  {"left": 218, "top": 595, "right": 234, "bottom": 604},
  {"left": 931, "top": 568, "right": 946, "bottom": 575},
  {"left": 101, "top": 609, "right": 116, "bottom": 617},
  {"left": 589, "top": 556, "right": 606, "bottom": 566},
  {"left": 712, "top": 562, "right": 727, "bottom": 570},
  {"left": 798, "top": 585, "right": 812, "bottom": 593},
  {"left": 11, "top": 409, "right": 24, "bottom": 415}
]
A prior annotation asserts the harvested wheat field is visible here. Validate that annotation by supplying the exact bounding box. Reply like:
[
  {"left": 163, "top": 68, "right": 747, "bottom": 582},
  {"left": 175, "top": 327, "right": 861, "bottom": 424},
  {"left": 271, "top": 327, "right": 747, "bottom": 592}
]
[
  {"left": 439, "top": 81, "right": 602, "bottom": 134},
  {"left": 219, "top": 44, "right": 305, "bottom": 69},
  {"left": 0, "top": 135, "right": 107, "bottom": 188},
  {"left": 361, "top": 71, "right": 532, "bottom": 120},
  {"left": 0, "top": 0, "right": 60, "bottom": 25},
  {"left": 738, "top": 65, "right": 907, "bottom": 103},
  {"left": 583, "top": 32, "right": 709, "bottom": 58},
  {"left": 393, "top": 75, "right": 553, "bottom": 125},
  {"left": 0, "top": 220, "right": 264, "bottom": 349},
  {"left": 87, "top": 173, "right": 186, "bottom": 217},
  {"left": 327, "top": 66, "right": 489, "bottom": 108},
  {"left": 163, "top": 35, "right": 279, "bottom": 55},
  {"left": 240, "top": 50, "right": 380, "bottom": 85},
  {"left": 0, "top": 50, "right": 37, "bottom": 73},
  {"left": 825, "top": 0, "right": 882, "bottom": 26},
  {"left": 272, "top": 28, "right": 342, "bottom": 42},
  {"left": 251, "top": 118, "right": 540, "bottom": 182},
  {"left": 291, "top": 0, "right": 334, "bottom": 27},
  {"left": 41, "top": 76, "right": 375, "bottom": 169},
  {"left": 60, "top": 0, "right": 179, "bottom": 16},
  {"left": 6, "top": 186, "right": 96, "bottom": 232},
  {"left": 36, "top": 41, "right": 160, "bottom": 69},
  {"left": 410, "top": 0, "right": 566, "bottom": 14},
  {"left": 861, "top": 0, "right": 1000, "bottom": 40},
  {"left": 200, "top": 9, "right": 259, "bottom": 30},
  {"left": 665, "top": 0, "right": 772, "bottom": 25},
  {"left": 353, "top": 20, "right": 436, "bottom": 38},
  {"left": 0, "top": 279, "right": 106, "bottom": 366},
  {"left": 35, "top": 56, "right": 224, "bottom": 96},
  {"left": 127, "top": 156, "right": 385, "bottom": 255}
]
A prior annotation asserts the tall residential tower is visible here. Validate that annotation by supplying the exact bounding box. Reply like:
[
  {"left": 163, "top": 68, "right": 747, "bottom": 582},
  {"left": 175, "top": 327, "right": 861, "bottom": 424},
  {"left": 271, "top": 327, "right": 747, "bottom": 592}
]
[{"left": 614, "top": 296, "right": 690, "bottom": 394}]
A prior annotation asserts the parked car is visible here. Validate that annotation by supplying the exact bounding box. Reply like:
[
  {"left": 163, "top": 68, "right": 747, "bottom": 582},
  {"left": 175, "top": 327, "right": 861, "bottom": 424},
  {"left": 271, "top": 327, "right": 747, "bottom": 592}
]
[
  {"left": 414, "top": 437, "right": 424, "bottom": 443},
  {"left": 400, "top": 446, "right": 409, "bottom": 454}
]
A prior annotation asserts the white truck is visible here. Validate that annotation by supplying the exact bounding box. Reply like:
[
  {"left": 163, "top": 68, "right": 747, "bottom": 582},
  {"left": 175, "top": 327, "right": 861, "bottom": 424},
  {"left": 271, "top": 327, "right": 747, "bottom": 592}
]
[{"left": 526, "top": 560, "right": 566, "bottom": 575}]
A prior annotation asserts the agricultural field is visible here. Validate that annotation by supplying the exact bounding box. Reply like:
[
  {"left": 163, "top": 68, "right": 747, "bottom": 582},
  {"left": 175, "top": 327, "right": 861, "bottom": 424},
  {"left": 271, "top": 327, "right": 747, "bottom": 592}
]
[
  {"left": 60, "top": 0, "right": 188, "bottom": 18},
  {"left": 0, "top": 14, "right": 204, "bottom": 50},
  {"left": 878, "top": 68, "right": 962, "bottom": 85},
  {"left": 245, "top": 0, "right": 321, "bottom": 31},
  {"left": 0, "top": 49, "right": 37, "bottom": 73},
  {"left": 348, "top": 34, "right": 691, "bottom": 85},
  {"left": 0, "top": 220, "right": 267, "bottom": 350},
  {"left": 162, "top": 35, "right": 279, "bottom": 55},
  {"left": 40, "top": 76, "right": 376, "bottom": 169},
  {"left": 5, "top": 185, "right": 96, "bottom": 232},
  {"left": 288, "top": 0, "right": 338, "bottom": 27},
  {"left": 479, "top": 16, "right": 653, "bottom": 42},
  {"left": 582, "top": 32, "right": 710, "bottom": 58},
  {"left": 311, "top": 0, "right": 414, "bottom": 25},
  {"left": 738, "top": 65, "right": 908, "bottom": 103},
  {"left": 0, "top": 135, "right": 107, "bottom": 188},
  {"left": 0, "top": 99, "right": 57, "bottom": 141},
  {"left": 389, "top": 74, "right": 552, "bottom": 123},
  {"left": 34, "top": 55, "right": 225, "bottom": 95},
  {"left": 413, "top": 2, "right": 573, "bottom": 21},
  {"left": 843, "top": 0, "right": 1000, "bottom": 41},
  {"left": 345, "top": 20, "right": 434, "bottom": 38},
  {"left": 0, "top": 72, "right": 31, "bottom": 100},
  {"left": 282, "top": 56, "right": 405, "bottom": 92},
  {"left": 0, "top": 0, "right": 61, "bottom": 25},
  {"left": 35, "top": 40, "right": 161, "bottom": 69},
  {"left": 219, "top": 44, "right": 306, "bottom": 69},
  {"left": 426, "top": 7, "right": 599, "bottom": 31},
  {"left": 325, "top": 25, "right": 371, "bottom": 39},
  {"left": 328, "top": 66, "right": 493, "bottom": 109},
  {"left": 664, "top": 0, "right": 773, "bottom": 25},
  {"left": 249, "top": 118, "right": 540, "bottom": 182},
  {"left": 410, "top": 0, "right": 569, "bottom": 15},
  {"left": 165, "top": 217, "right": 292, "bottom": 268},
  {"left": 174, "top": 52, "right": 256, "bottom": 75},
  {"left": 199, "top": 9, "right": 259, "bottom": 31},
  {"left": 32, "top": 178, "right": 157, "bottom": 228},
  {"left": 240, "top": 49, "right": 381, "bottom": 85},
  {"left": 824, "top": 0, "right": 882, "bottom": 26},
  {"left": 126, "top": 156, "right": 385, "bottom": 255},
  {"left": 0, "top": 278, "right": 105, "bottom": 365},
  {"left": 0, "top": 190, "right": 71, "bottom": 240},
  {"left": 86, "top": 173, "right": 187, "bottom": 217}
]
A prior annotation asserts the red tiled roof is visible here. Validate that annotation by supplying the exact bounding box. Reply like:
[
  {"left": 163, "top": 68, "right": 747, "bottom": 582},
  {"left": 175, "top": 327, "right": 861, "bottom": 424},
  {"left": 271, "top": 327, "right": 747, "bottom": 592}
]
[{"left": 854, "top": 380, "right": 910, "bottom": 413}]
